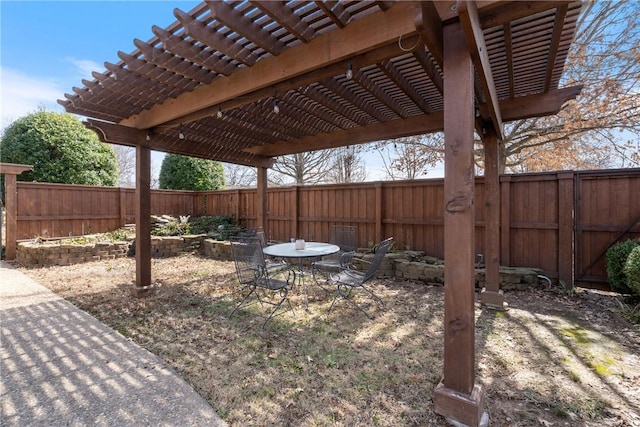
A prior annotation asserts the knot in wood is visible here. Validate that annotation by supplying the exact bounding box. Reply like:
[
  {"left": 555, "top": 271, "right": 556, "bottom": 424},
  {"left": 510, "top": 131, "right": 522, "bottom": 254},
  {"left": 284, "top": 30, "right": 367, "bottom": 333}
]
[
  {"left": 446, "top": 194, "right": 470, "bottom": 213},
  {"left": 448, "top": 317, "right": 467, "bottom": 336}
]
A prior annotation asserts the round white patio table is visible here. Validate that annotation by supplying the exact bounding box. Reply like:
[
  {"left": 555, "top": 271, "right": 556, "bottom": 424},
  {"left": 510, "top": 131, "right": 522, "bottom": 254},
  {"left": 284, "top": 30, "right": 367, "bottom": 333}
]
[{"left": 263, "top": 242, "right": 340, "bottom": 308}]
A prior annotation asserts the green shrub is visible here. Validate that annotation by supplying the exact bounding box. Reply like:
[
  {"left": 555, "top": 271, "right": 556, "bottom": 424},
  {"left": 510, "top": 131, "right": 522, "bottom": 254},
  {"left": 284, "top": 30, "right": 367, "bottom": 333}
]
[
  {"left": 623, "top": 245, "right": 640, "bottom": 296},
  {"left": 104, "top": 228, "right": 132, "bottom": 242},
  {"left": 159, "top": 154, "right": 225, "bottom": 191},
  {"left": 151, "top": 220, "right": 191, "bottom": 236},
  {"left": 606, "top": 239, "right": 640, "bottom": 294},
  {"left": 0, "top": 110, "right": 119, "bottom": 186},
  {"left": 188, "top": 215, "right": 237, "bottom": 236}
]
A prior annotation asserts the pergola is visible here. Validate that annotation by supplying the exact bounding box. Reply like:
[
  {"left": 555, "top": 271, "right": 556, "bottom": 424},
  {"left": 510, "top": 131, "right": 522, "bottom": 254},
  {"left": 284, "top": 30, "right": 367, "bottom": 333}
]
[{"left": 59, "top": 1, "right": 583, "bottom": 425}]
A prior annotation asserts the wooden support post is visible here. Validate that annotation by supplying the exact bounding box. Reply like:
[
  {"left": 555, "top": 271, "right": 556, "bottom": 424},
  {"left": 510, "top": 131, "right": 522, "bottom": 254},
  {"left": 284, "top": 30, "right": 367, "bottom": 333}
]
[
  {"left": 480, "top": 133, "right": 506, "bottom": 309},
  {"left": 4, "top": 174, "right": 18, "bottom": 260},
  {"left": 134, "top": 145, "right": 152, "bottom": 297},
  {"left": 1, "top": 163, "right": 33, "bottom": 260},
  {"left": 558, "top": 171, "right": 575, "bottom": 287},
  {"left": 256, "top": 166, "right": 268, "bottom": 239},
  {"left": 433, "top": 22, "right": 486, "bottom": 427}
]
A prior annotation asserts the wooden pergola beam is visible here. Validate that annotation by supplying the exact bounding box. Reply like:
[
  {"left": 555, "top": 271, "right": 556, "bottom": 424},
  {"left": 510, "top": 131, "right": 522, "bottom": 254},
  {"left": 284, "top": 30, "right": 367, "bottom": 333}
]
[
  {"left": 246, "top": 113, "right": 444, "bottom": 157},
  {"left": 85, "top": 119, "right": 275, "bottom": 168},
  {"left": 459, "top": 1, "right": 504, "bottom": 140},
  {"left": 415, "top": 1, "right": 444, "bottom": 68},
  {"left": 246, "top": 86, "right": 582, "bottom": 157},
  {"left": 497, "top": 85, "right": 582, "bottom": 121}
]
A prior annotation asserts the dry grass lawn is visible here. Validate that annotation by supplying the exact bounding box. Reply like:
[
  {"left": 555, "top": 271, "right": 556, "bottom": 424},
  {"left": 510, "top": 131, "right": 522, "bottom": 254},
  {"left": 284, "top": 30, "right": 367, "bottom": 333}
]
[{"left": 22, "top": 255, "right": 640, "bottom": 427}]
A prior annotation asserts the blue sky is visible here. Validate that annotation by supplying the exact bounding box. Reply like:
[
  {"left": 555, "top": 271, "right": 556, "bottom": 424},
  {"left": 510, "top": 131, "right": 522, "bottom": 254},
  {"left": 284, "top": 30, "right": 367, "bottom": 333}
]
[
  {"left": 1, "top": 1, "right": 200, "bottom": 127},
  {"left": 0, "top": 1, "right": 443, "bottom": 180}
]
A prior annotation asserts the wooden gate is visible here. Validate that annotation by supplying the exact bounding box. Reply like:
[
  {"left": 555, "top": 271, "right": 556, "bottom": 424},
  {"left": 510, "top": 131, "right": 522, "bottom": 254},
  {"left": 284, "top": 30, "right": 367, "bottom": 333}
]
[{"left": 574, "top": 169, "right": 640, "bottom": 288}]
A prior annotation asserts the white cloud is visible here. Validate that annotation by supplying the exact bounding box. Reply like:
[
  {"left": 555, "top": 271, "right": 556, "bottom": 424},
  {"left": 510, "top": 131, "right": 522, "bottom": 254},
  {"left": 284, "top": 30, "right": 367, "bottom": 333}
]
[
  {"left": 0, "top": 57, "right": 104, "bottom": 130},
  {"left": 0, "top": 66, "right": 66, "bottom": 129},
  {"left": 66, "top": 57, "right": 103, "bottom": 81}
]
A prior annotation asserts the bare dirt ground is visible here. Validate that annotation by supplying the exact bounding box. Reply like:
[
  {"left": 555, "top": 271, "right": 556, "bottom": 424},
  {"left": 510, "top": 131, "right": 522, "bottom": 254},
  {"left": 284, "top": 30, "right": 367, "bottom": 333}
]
[{"left": 21, "top": 255, "right": 640, "bottom": 427}]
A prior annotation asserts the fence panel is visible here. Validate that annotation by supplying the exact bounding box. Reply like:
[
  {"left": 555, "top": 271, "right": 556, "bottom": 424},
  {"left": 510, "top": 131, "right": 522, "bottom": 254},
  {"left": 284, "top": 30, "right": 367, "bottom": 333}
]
[
  {"left": 150, "top": 189, "right": 198, "bottom": 217},
  {"left": 16, "top": 183, "right": 123, "bottom": 239},
  {"left": 202, "top": 190, "right": 237, "bottom": 217},
  {"left": 503, "top": 173, "right": 562, "bottom": 278},
  {"left": 264, "top": 187, "right": 293, "bottom": 241}
]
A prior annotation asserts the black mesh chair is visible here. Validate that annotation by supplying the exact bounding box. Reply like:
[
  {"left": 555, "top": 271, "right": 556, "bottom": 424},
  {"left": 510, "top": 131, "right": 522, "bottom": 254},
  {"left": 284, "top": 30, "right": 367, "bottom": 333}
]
[
  {"left": 229, "top": 237, "right": 295, "bottom": 328},
  {"left": 327, "top": 237, "right": 394, "bottom": 318},
  {"left": 312, "top": 225, "right": 358, "bottom": 282},
  {"left": 238, "top": 228, "right": 289, "bottom": 274}
]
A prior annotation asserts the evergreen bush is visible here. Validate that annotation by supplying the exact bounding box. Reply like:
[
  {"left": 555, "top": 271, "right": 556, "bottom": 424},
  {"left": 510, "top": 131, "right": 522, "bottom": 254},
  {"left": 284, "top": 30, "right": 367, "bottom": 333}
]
[
  {"left": 188, "top": 215, "right": 237, "bottom": 235},
  {"left": 0, "top": 110, "right": 118, "bottom": 186},
  {"left": 158, "top": 154, "right": 225, "bottom": 191},
  {"left": 606, "top": 239, "right": 640, "bottom": 294},
  {"left": 623, "top": 245, "right": 640, "bottom": 296}
]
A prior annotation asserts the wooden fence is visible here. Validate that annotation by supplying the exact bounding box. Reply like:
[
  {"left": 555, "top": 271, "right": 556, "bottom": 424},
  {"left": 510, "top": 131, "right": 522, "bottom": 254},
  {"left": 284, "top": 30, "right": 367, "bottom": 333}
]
[{"left": 13, "top": 169, "right": 640, "bottom": 288}]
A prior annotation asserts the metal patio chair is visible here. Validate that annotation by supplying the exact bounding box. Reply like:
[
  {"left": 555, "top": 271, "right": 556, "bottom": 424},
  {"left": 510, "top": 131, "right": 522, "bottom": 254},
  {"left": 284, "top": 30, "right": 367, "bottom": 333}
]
[
  {"left": 229, "top": 237, "right": 295, "bottom": 328},
  {"left": 237, "top": 228, "right": 290, "bottom": 274},
  {"left": 312, "top": 225, "right": 358, "bottom": 283},
  {"left": 327, "top": 237, "right": 394, "bottom": 318}
]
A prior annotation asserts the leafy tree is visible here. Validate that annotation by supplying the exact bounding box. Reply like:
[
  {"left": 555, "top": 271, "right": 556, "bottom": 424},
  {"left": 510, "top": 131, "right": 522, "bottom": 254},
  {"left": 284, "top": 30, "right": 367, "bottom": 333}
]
[
  {"left": 159, "top": 154, "right": 225, "bottom": 191},
  {"left": 0, "top": 110, "right": 118, "bottom": 185}
]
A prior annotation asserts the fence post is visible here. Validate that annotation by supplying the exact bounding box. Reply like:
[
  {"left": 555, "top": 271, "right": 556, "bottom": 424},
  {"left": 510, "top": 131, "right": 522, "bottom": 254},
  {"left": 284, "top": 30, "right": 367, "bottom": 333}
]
[
  {"left": 500, "top": 175, "right": 511, "bottom": 266},
  {"left": 193, "top": 192, "right": 200, "bottom": 216},
  {"left": 234, "top": 190, "right": 240, "bottom": 223},
  {"left": 4, "top": 175, "right": 18, "bottom": 260},
  {"left": 292, "top": 186, "right": 300, "bottom": 240},
  {"left": 375, "top": 182, "right": 382, "bottom": 243},
  {"left": 119, "top": 187, "right": 127, "bottom": 227},
  {"left": 558, "top": 171, "right": 575, "bottom": 287}
]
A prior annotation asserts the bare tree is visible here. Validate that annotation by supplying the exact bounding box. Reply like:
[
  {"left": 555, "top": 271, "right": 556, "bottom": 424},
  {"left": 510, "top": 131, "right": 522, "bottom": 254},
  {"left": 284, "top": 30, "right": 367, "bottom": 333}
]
[
  {"left": 223, "top": 163, "right": 256, "bottom": 188},
  {"left": 376, "top": 135, "right": 443, "bottom": 180},
  {"left": 374, "top": 2, "right": 640, "bottom": 175},
  {"left": 111, "top": 145, "right": 136, "bottom": 187},
  {"left": 497, "top": 0, "right": 640, "bottom": 173},
  {"left": 326, "top": 146, "right": 367, "bottom": 183},
  {"left": 270, "top": 150, "right": 334, "bottom": 185},
  {"left": 111, "top": 146, "right": 162, "bottom": 188}
]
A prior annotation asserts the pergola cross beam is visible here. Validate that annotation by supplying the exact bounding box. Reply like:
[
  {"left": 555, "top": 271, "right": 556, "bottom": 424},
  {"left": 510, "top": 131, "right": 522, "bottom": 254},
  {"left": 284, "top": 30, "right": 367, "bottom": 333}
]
[{"left": 458, "top": 0, "right": 504, "bottom": 139}]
